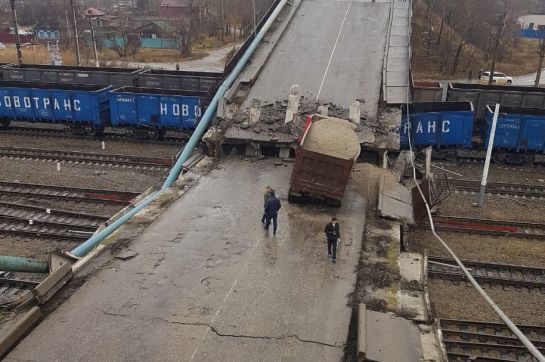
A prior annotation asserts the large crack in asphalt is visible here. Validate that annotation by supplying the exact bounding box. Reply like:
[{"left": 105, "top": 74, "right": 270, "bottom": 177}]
[{"left": 152, "top": 316, "right": 342, "bottom": 349}]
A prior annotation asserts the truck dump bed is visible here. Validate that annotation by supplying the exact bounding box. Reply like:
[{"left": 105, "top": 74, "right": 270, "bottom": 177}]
[{"left": 288, "top": 116, "right": 360, "bottom": 206}]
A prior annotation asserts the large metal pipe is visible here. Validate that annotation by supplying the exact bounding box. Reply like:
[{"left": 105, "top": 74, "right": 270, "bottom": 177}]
[
  {"left": 71, "top": 0, "right": 289, "bottom": 257},
  {"left": 71, "top": 191, "right": 161, "bottom": 257},
  {"left": 162, "top": 0, "right": 289, "bottom": 189},
  {"left": 0, "top": 255, "right": 48, "bottom": 274}
]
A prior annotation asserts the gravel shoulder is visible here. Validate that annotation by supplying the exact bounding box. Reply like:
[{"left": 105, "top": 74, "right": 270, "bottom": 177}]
[
  {"left": 0, "top": 158, "right": 166, "bottom": 192},
  {"left": 0, "top": 134, "right": 181, "bottom": 158},
  {"left": 0, "top": 236, "right": 79, "bottom": 261},
  {"left": 429, "top": 281, "right": 545, "bottom": 325},
  {"left": 434, "top": 162, "right": 545, "bottom": 185},
  {"left": 437, "top": 192, "right": 545, "bottom": 223},
  {"left": 408, "top": 229, "right": 545, "bottom": 268}
]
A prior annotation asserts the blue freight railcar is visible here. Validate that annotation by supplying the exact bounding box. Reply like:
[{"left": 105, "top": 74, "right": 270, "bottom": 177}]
[
  {"left": 484, "top": 105, "right": 545, "bottom": 163},
  {"left": 400, "top": 102, "right": 475, "bottom": 149},
  {"left": 0, "top": 81, "right": 111, "bottom": 134},
  {"left": 109, "top": 87, "right": 204, "bottom": 140}
]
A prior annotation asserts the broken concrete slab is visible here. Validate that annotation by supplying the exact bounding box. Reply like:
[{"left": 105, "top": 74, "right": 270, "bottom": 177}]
[
  {"left": 349, "top": 101, "right": 361, "bottom": 125},
  {"left": 419, "top": 324, "right": 444, "bottom": 362},
  {"left": 364, "top": 309, "right": 423, "bottom": 362},
  {"left": 378, "top": 175, "right": 414, "bottom": 224},
  {"left": 249, "top": 98, "right": 262, "bottom": 125},
  {"left": 284, "top": 84, "right": 300, "bottom": 124},
  {"left": 399, "top": 253, "right": 426, "bottom": 322}
]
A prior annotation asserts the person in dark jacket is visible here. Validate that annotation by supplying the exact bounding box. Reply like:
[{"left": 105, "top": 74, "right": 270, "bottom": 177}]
[
  {"left": 324, "top": 217, "right": 341, "bottom": 262},
  {"left": 261, "top": 186, "right": 272, "bottom": 224},
  {"left": 264, "top": 190, "right": 281, "bottom": 235}
]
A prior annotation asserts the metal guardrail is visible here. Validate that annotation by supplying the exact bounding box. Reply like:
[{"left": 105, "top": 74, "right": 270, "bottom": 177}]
[{"left": 224, "top": 0, "right": 282, "bottom": 74}]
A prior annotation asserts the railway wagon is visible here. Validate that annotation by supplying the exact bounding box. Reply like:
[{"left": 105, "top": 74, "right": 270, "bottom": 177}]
[
  {"left": 1, "top": 64, "right": 140, "bottom": 87},
  {"left": 447, "top": 83, "right": 545, "bottom": 121},
  {"left": 400, "top": 102, "right": 474, "bottom": 149},
  {"left": 411, "top": 81, "right": 443, "bottom": 102},
  {"left": 0, "top": 81, "right": 111, "bottom": 134},
  {"left": 109, "top": 87, "right": 204, "bottom": 140},
  {"left": 483, "top": 105, "right": 545, "bottom": 164},
  {"left": 136, "top": 69, "right": 223, "bottom": 93}
]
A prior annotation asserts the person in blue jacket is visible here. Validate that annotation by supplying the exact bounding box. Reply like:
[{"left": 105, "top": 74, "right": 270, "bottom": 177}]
[
  {"left": 324, "top": 217, "right": 341, "bottom": 263},
  {"left": 264, "top": 190, "right": 281, "bottom": 235}
]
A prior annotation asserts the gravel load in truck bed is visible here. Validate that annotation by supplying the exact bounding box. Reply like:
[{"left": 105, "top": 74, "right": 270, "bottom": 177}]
[{"left": 302, "top": 117, "right": 360, "bottom": 160}]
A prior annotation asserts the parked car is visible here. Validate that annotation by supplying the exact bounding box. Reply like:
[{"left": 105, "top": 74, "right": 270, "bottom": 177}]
[
  {"left": 0, "top": 43, "right": 5, "bottom": 50},
  {"left": 479, "top": 71, "right": 513, "bottom": 85}
]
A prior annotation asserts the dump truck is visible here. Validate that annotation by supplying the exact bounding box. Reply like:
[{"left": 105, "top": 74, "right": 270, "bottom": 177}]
[{"left": 288, "top": 115, "right": 361, "bottom": 206}]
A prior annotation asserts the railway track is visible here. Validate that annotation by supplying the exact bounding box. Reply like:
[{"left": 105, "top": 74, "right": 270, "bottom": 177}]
[
  {"left": 0, "top": 181, "right": 140, "bottom": 205},
  {"left": 0, "top": 146, "right": 175, "bottom": 168},
  {"left": 428, "top": 256, "right": 545, "bottom": 292},
  {"left": 448, "top": 179, "right": 545, "bottom": 199},
  {"left": 431, "top": 216, "right": 545, "bottom": 239},
  {"left": 0, "top": 271, "right": 39, "bottom": 309},
  {"left": 0, "top": 214, "right": 97, "bottom": 241},
  {"left": 0, "top": 201, "right": 108, "bottom": 226},
  {"left": 440, "top": 319, "right": 545, "bottom": 361}
]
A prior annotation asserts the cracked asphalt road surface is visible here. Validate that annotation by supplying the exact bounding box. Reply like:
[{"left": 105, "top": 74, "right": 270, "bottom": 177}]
[
  {"left": 6, "top": 159, "right": 366, "bottom": 362},
  {"left": 241, "top": 0, "right": 390, "bottom": 118}
]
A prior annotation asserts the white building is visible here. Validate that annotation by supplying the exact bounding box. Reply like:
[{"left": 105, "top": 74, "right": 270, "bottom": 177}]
[{"left": 518, "top": 14, "right": 545, "bottom": 30}]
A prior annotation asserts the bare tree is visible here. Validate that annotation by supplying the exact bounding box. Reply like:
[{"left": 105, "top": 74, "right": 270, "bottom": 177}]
[
  {"left": 174, "top": 20, "right": 195, "bottom": 56},
  {"left": 106, "top": 27, "right": 139, "bottom": 58}
]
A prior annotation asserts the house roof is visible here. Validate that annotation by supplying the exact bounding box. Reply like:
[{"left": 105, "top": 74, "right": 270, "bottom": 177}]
[
  {"left": 160, "top": 0, "right": 204, "bottom": 8},
  {"left": 135, "top": 20, "right": 176, "bottom": 34},
  {"left": 84, "top": 7, "right": 106, "bottom": 17}
]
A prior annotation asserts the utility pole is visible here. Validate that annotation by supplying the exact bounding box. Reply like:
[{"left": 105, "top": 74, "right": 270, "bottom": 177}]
[
  {"left": 488, "top": 11, "right": 507, "bottom": 86},
  {"left": 535, "top": 39, "right": 545, "bottom": 87},
  {"left": 251, "top": 0, "right": 257, "bottom": 37},
  {"left": 220, "top": 0, "right": 224, "bottom": 42},
  {"left": 9, "top": 0, "right": 23, "bottom": 65},
  {"left": 89, "top": 16, "right": 99, "bottom": 67},
  {"left": 478, "top": 103, "right": 500, "bottom": 207},
  {"left": 70, "top": 0, "right": 81, "bottom": 66}
]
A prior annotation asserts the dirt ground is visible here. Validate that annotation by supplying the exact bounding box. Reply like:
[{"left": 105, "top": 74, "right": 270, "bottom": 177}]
[
  {"left": 0, "top": 34, "right": 238, "bottom": 66},
  {"left": 409, "top": 229, "right": 545, "bottom": 267}
]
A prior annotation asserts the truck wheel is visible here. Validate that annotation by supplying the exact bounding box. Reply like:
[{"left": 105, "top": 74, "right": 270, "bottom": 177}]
[
  {"left": 0, "top": 119, "right": 10, "bottom": 128},
  {"left": 288, "top": 189, "right": 301, "bottom": 204},
  {"left": 326, "top": 198, "right": 342, "bottom": 207},
  {"left": 507, "top": 80, "right": 512, "bottom": 85}
]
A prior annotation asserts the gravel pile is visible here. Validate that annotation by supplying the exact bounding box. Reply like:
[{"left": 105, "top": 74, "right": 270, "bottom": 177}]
[
  {"left": 438, "top": 193, "right": 545, "bottom": 223},
  {"left": 0, "top": 134, "right": 180, "bottom": 158},
  {"left": 409, "top": 229, "right": 545, "bottom": 267},
  {"left": 0, "top": 158, "right": 164, "bottom": 192},
  {"left": 429, "top": 281, "right": 545, "bottom": 325},
  {"left": 303, "top": 117, "right": 360, "bottom": 160}
]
